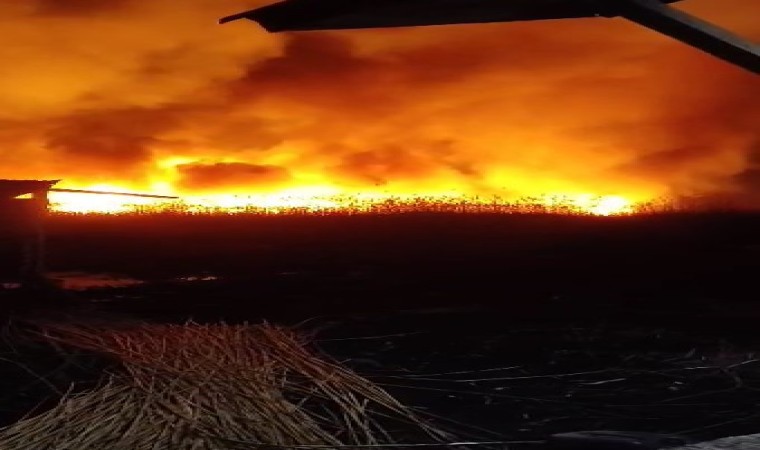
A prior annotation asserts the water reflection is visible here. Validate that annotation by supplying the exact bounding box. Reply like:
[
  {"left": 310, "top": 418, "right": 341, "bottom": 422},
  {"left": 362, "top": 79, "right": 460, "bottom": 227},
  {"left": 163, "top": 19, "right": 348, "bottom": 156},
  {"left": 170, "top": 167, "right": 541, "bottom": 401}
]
[{"left": 49, "top": 272, "right": 144, "bottom": 291}]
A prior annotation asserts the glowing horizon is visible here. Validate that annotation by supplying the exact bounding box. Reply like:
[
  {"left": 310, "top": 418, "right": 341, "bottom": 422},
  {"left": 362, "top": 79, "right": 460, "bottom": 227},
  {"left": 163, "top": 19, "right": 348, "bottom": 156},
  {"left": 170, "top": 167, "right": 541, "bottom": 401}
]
[{"left": 48, "top": 182, "right": 638, "bottom": 216}]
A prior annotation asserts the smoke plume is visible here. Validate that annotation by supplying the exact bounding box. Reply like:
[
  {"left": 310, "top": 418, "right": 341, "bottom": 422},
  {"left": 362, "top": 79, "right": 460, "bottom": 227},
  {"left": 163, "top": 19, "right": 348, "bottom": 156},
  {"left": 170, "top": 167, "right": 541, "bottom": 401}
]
[{"left": 0, "top": 0, "right": 757, "bottom": 203}]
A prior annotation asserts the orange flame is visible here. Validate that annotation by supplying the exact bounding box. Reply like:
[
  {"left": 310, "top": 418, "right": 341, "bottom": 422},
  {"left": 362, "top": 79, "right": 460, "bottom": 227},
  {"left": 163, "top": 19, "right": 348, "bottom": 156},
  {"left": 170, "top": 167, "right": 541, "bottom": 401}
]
[{"left": 49, "top": 181, "right": 636, "bottom": 216}]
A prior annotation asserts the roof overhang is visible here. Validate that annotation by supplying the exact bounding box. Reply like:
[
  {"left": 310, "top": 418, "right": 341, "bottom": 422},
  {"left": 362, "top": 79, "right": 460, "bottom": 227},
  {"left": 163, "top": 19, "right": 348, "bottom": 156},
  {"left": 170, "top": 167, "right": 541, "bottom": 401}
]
[
  {"left": 220, "top": 0, "right": 760, "bottom": 74},
  {"left": 0, "top": 180, "right": 60, "bottom": 199},
  {"left": 221, "top": 0, "right": 617, "bottom": 32},
  {"left": 220, "top": 0, "right": 683, "bottom": 31}
]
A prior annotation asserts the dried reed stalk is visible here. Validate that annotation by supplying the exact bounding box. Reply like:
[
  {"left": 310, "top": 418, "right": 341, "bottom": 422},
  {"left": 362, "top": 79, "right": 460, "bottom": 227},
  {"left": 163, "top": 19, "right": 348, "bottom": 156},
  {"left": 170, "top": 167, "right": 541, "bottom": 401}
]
[{"left": 0, "top": 322, "right": 450, "bottom": 450}]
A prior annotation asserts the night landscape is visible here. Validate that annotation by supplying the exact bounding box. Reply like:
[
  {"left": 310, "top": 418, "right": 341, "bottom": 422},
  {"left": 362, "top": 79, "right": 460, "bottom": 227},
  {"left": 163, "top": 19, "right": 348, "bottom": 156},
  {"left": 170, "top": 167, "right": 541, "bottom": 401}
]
[{"left": 0, "top": 1, "right": 759, "bottom": 449}]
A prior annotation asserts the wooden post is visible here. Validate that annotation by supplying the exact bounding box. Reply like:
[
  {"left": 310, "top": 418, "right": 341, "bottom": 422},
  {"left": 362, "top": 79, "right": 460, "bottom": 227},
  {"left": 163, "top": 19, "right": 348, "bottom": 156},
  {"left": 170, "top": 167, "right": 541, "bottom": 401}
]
[
  {"left": 0, "top": 180, "right": 60, "bottom": 295},
  {"left": 20, "top": 188, "right": 50, "bottom": 289}
]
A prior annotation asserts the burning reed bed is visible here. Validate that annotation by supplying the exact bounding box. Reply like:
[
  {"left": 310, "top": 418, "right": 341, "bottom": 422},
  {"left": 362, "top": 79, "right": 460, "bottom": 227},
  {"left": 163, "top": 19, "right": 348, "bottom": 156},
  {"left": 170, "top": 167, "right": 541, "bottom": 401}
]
[
  {"left": 0, "top": 321, "right": 451, "bottom": 450},
  {"left": 50, "top": 195, "right": 648, "bottom": 216},
  {"left": 48, "top": 194, "right": 744, "bottom": 217}
]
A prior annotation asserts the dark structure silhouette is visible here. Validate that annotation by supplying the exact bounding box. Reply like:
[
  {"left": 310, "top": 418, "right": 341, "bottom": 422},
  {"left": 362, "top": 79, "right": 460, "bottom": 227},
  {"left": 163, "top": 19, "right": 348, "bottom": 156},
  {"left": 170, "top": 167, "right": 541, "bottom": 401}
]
[
  {"left": 221, "top": 0, "right": 760, "bottom": 74},
  {"left": 0, "top": 180, "right": 178, "bottom": 292},
  {"left": 0, "top": 180, "right": 58, "bottom": 289}
]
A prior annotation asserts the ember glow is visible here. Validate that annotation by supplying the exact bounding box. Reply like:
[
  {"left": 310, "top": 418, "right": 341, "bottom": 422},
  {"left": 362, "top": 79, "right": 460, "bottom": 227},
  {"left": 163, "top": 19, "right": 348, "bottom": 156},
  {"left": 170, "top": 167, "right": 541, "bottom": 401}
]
[{"left": 1, "top": 1, "right": 758, "bottom": 215}]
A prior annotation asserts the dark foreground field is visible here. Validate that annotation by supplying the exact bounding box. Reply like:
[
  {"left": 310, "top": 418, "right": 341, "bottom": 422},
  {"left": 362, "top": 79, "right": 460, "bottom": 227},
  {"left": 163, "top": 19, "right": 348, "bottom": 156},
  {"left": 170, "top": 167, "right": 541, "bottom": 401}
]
[
  {"left": 2, "top": 211, "right": 760, "bottom": 446},
  {"left": 44, "top": 211, "right": 760, "bottom": 317}
]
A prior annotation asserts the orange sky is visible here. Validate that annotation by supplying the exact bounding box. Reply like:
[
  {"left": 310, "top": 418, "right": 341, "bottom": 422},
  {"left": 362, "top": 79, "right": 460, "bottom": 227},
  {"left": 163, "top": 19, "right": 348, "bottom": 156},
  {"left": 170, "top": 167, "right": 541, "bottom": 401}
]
[{"left": 0, "top": 0, "right": 758, "bottom": 207}]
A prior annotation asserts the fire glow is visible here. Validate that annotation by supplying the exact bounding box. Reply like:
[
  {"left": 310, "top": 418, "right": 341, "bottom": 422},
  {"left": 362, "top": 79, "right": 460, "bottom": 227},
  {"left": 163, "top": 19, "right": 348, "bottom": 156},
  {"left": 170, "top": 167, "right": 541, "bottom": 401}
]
[
  {"left": 1, "top": 1, "right": 758, "bottom": 216},
  {"left": 48, "top": 182, "right": 636, "bottom": 216}
]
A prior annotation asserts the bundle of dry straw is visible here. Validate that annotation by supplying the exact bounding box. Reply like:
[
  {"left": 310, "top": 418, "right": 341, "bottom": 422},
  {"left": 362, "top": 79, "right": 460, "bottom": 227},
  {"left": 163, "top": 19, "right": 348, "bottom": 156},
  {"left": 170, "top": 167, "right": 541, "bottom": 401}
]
[{"left": 0, "top": 321, "right": 450, "bottom": 449}]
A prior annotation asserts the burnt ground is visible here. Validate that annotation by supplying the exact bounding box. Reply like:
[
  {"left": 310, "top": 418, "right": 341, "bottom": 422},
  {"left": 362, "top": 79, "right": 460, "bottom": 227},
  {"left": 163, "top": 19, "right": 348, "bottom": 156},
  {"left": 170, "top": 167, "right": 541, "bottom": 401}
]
[{"left": 2, "top": 211, "right": 760, "bottom": 445}]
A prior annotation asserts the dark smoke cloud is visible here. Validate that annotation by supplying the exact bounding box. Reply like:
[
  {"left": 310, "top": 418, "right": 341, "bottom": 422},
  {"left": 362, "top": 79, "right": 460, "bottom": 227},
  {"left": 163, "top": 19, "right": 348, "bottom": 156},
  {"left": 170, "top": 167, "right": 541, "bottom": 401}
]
[
  {"left": 609, "top": 48, "right": 760, "bottom": 194},
  {"left": 728, "top": 142, "right": 760, "bottom": 206},
  {"left": 33, "top": 0, "right": 130, "bottom": 16},
  {"left": 333, "top": 145, "right": 440, "bottom": 186},
  {"left": 331, "top": 140, "right": 481, "bottom": 186},
  {"left": 176, "top": 162, "right": 291, "bottom": 191},
  {"left": 231, "top": 34, "right": 400, "bottom": 118},
  {"left": 43, "top": 107, "right": 181, "bottom": 178}
]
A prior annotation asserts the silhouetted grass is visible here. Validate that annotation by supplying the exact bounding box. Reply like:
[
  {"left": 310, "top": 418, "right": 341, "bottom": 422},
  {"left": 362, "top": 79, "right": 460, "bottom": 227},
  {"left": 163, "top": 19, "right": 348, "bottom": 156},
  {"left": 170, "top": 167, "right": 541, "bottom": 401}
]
[{"left": 49, "top": 195, "right": 689, "bottom": 217}]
